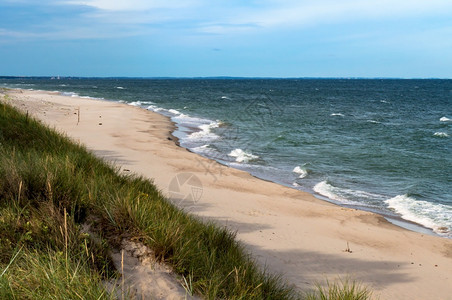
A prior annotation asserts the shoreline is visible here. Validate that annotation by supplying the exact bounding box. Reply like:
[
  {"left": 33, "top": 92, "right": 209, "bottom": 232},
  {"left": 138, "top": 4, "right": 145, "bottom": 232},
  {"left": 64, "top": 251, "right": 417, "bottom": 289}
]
[
  {"left": 122, "top": 89, "right": 444, "bottom": 239},
  {"left": 3, "top": 88, "right": 452, "bottom": 299},
  {"left": 4, "top": 85, "right": 449, "bottom": 239}
]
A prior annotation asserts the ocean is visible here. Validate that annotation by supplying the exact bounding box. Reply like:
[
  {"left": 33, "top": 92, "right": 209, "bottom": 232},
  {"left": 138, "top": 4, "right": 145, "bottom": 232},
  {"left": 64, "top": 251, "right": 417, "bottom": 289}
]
[{"left": 1, "top": 77, "right": 451, "bottom": 238}]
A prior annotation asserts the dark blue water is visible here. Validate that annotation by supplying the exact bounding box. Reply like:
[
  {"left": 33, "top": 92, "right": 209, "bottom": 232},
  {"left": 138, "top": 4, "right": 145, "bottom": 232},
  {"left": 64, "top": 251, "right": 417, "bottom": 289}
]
[{"left": 2, "top": 77, "right": 451, "bottom": 237}]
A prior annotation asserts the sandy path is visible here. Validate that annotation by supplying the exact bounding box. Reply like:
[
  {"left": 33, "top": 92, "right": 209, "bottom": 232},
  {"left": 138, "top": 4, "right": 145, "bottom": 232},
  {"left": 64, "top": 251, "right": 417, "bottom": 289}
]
[{"left": 4, "top": 89, "right": 452, "bottom": 300}]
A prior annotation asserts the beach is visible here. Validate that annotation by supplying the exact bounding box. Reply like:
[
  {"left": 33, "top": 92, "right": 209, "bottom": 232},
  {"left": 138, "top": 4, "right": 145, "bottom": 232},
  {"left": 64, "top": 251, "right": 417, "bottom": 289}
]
[{"left": 4, "top": 89, "right": 452, "bottom": 299}]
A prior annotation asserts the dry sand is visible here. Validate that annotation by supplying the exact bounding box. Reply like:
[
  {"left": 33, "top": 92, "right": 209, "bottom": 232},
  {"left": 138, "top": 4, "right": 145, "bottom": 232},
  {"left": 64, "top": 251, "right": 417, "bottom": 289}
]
[{"left": 3, "top": 89, "right": 452, "bottom": 299}]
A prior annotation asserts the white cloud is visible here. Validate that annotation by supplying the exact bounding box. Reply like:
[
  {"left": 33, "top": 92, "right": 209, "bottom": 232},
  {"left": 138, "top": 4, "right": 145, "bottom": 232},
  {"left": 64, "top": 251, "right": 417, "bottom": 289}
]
[
  {"left": 4, "top": 0, "right": 452, "bottom": 41},
  {"left": 198, "top": 0, "right": 452, "bottom": 33},
  {"left": 65, "top": 0, "right": 199, "bottom": 11}
]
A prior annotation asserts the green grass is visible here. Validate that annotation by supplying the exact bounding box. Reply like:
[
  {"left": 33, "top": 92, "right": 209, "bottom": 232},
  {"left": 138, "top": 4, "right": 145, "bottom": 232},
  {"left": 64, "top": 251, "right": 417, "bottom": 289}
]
[
  {"left": 0, "top": 95, "right": 297, "bottom": 299},
  {"left": 305, "top": 278, "right": 374, "bottom": 300},
  {"left": 0, "top": 94, "right": 373, "bottom": 299}
]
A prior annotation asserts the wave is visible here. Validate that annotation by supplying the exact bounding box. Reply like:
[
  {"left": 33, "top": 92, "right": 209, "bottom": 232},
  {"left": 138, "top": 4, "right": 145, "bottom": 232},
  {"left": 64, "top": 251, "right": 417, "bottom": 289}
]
[
  {"left": 59, "top": 91, "right": 104, "bottom": 100},
  {"left": 146, "top": 105, "right": 164, "bottom": 112},
  {"left": 116, "top": 86, "right": 125, "bottom": 89},
  {"left": 330, "top": 113, "right": 344, "bottom": 117},
  {"left": 313, "top": 181, "right": 351, "bottom": 203},
  {"left": 79, "top": 95, "right": 104, "bottom": 100},
  {"left": 313, "top": 181, "right": 384, "bottom": 206},
  {"left": 187, "top": 121, "right": 221, "bottom": 141},
  {"left": 228, "top": 149, "right": 259, "bottom": 163},
  {"left": 433, "top": 132, "right": 449, "bottom": 138},
  {"left": 385, "top": 195, "right": 451, "bottom": 236},
  {"left": 440, "top": 117, "right": 451, "bottom": 122},
  {"left": 168, "top": 108, "right": 182, "bottom": 115},
  {"left": 61, "top": 92, "right": 79, "bottom": 97},
  {"left": 292, "top": 166, "right": 308, "bottom": 178},
  {"left": 128, "top": 100, "right": 155, "bottom": 107}
]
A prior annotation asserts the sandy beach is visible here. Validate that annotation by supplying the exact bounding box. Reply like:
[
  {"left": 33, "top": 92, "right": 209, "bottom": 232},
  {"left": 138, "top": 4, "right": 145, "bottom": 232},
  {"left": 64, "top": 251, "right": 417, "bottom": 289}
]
[{"left": 4, "top": 89, "right": 452, "bottom": 299}]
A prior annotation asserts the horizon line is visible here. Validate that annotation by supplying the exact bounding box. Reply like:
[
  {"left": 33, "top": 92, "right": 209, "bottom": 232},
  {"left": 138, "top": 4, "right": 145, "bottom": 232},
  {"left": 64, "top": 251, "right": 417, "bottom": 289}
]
[{"left": 1, "top": 75, "right": 451, "bottom": 80}]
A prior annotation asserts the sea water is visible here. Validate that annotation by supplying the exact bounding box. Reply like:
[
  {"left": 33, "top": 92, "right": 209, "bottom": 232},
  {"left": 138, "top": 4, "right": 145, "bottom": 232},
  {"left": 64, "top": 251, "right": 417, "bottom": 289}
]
[{"left": 1, "top": 77, "right": 451, "bottom": 237}]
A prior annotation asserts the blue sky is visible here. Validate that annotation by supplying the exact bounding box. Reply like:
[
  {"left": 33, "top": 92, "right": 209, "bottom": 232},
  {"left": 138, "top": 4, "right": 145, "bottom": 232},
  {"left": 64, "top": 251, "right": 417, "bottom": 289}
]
[{"left": 1, "top": 0, "right": 452, "bottom": 78}]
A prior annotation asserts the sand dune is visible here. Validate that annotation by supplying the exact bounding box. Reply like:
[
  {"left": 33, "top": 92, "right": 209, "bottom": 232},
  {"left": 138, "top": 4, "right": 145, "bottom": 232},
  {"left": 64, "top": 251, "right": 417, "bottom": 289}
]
[{"left": 5, "top": 89, "right": 452, "bottom": 299}]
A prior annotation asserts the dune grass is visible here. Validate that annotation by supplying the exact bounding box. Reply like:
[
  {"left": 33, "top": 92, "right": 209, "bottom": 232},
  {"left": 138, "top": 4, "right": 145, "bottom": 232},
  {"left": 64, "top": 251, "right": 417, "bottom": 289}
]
[
  {"left": 305, "top": 278, "right": 374, "bottom": 300},
  {"left": 0, "top": 97, "right": 298, "bottom": 299}
]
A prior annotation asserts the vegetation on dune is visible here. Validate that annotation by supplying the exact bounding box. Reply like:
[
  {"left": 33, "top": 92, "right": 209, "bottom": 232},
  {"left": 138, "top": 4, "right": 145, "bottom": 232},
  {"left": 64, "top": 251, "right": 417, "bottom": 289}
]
[
  {"left": 305, "top": 278, "right": 374, "bottom": 300},
  {"left": 0, "top": 97, "right": 296, "bottom": 299},
  {"left": 0, "top": 93, "right": 372, "bottom": 299}
]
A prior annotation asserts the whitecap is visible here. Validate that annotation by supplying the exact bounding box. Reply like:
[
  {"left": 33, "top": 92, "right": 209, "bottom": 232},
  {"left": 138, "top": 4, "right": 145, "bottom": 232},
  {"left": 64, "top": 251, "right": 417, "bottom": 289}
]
[
  {"left": 168, "top": 109, "right": 182, "bottom": 115},
  {"left": 330, "top": 113, "right": 344, "bottom": 117},
  {"left": 228, "top": 149, "right": 259, "bottom": 163},
  {"left": 61, "top": 92, "right": 79, "bottom": 97},
  {"left": 385, "top": 195, "right": 451, "bottom": 236},
  {"left": 116, "top": 86, "right": 125, "bottom": 89},
  {"left": 128, "top": 100, "right": 154, "bottom": 107},
  {"left": 440, "top": 117, "right": 451, "bottom": 122},
  {"left": 80, "top": 96, "right": 103, "bottom": 100},
  {"left": 187, "top": 121, "right": 221, "bottom": 141},
  {"left": 147, "top": 105, "right": 164, "bottom": 112},
  {"left": 313, "top": 181, "right": 348, "bottom": 202},
  {"left": 313, "top": 181, "right": 383, "bottom": 205},
  {"left": 434, "top": 132, "right": 449, "bottom": 138},
  {"left": 292, "top": 166, "right": 308, "bottom": 178},
  {"left": 191, "top": 144, "right": 210, "bottom": 153}
]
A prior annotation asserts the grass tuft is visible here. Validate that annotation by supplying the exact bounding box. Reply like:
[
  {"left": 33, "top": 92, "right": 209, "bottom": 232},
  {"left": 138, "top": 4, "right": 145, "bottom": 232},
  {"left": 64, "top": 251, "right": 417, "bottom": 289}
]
[{"left": 305, "top": 278, "right": 374, "bottom": 300}]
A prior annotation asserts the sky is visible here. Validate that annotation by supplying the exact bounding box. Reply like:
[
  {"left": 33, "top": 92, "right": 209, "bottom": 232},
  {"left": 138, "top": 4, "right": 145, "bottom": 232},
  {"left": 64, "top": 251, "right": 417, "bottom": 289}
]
[{"left": 1, "top": 0, "right": 452, "bottom": 78}]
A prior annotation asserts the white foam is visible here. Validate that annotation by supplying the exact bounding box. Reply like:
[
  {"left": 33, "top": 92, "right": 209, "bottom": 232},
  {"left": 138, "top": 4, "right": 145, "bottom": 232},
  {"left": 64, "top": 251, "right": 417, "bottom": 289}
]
[
  {"left": 367, "top": 120, "right": 381, "bottom": 124},
  {"left": 147, "top": 105, "right": 164, "bottom": 112},
  {"left": 79, "top": 96, "right": 103, "bottom": 100},
  {"left": 434, "top": 132, "right": 449, "bottom": 138},
  {"left": 192, "top": 144, "right": 209, "bottom": 150},
  {"left": 61, "top": 92, "right": 79, "bottom": 97},
  {"left": 128, "top": 100, "right": 154, "bottom": 107},
  {"left": 292, "top": 166, "right": 308, "bottom": 178},
  {"left": 187, "top": 121, "right": 221, "bottom": 141},
  {"left": 314, "top": 181, "right": 348, "bottom": 202},
  {"left": 191, "top": 144, "right": 211, "bottom": 153},
  {"left": 440, "top": 117, "right": 451, "bottom": 122},
  {"left": 228, "top": 149, "right": 259, "bottom": 163},
  {"left": 116, "top": 86, "right": 125, "bottom": 89},
  {"left": 330, "top": 113, "right": 344, "bottom": 117},
  {"left": 168, "top": 109, "right": 182, "bottom": 115},
  {"left": 385, "top": 195, "right": 451, "bottom": 236},
  {"left": 313, "top": 181, "right": 382, "bottom": 205}
]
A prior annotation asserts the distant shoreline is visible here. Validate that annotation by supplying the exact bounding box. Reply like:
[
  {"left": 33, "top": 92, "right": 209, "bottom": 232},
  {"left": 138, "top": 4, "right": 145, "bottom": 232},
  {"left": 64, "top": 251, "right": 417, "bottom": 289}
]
[{"left": 2, "top": 75, "right": 452, "bottom": 80}]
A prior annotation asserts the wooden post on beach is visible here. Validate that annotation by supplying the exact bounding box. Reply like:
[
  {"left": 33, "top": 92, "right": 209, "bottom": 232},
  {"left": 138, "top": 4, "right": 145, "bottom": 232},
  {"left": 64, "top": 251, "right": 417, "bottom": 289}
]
[{"left": 77, "top": 107, "right": 80, "bottom": 125}]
